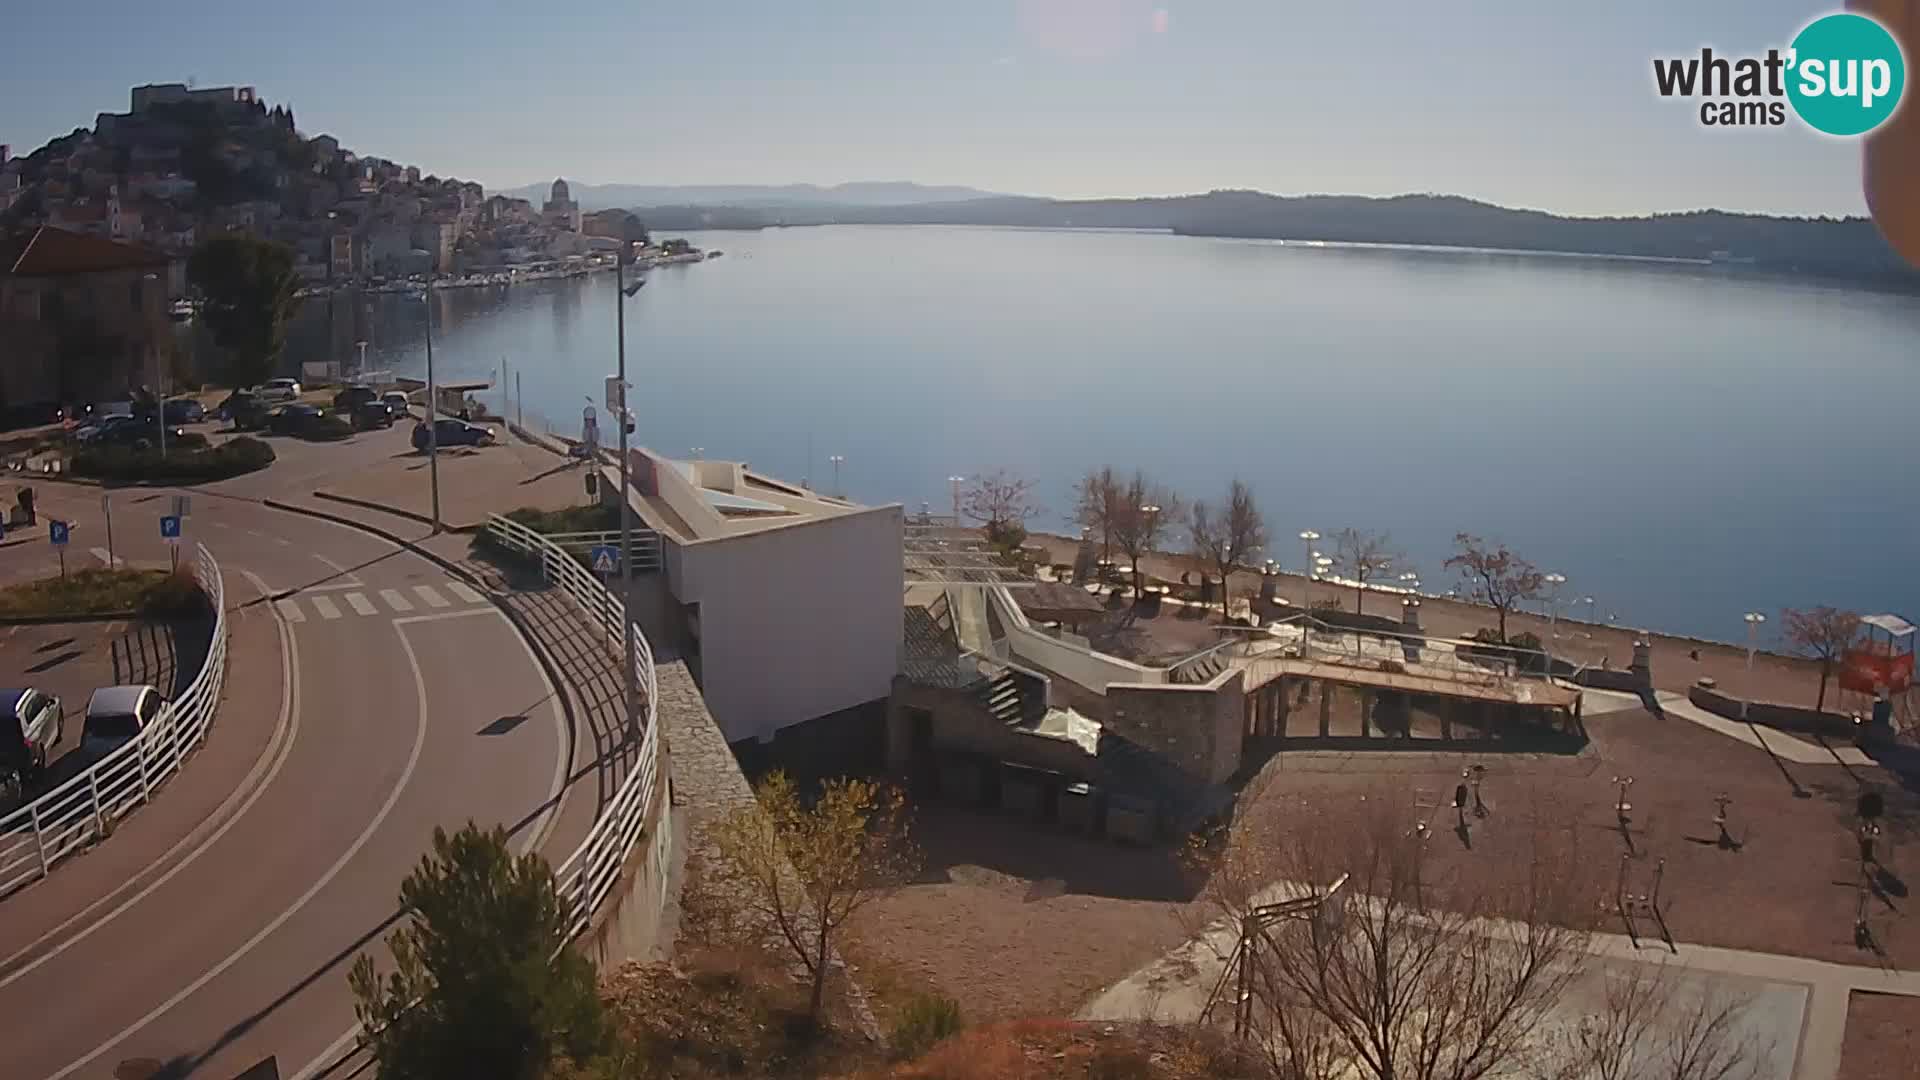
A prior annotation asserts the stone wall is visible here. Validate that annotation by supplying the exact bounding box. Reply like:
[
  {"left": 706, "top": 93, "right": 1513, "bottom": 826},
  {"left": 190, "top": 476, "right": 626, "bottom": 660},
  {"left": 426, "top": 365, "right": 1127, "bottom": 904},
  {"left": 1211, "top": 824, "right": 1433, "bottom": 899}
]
[
  {"left": 1104, "top": 669, "right": 1246, "bottom": 785},
  {"left": 1687, "top": 683, "right": 1854, "bottom": 737}
]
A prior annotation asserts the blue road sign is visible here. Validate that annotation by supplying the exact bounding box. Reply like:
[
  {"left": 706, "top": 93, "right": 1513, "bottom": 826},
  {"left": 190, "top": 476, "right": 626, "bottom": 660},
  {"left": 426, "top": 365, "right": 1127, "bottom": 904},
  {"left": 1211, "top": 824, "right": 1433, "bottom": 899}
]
[
  {"left": 48, "top": 520, "right": 69, "bottom": 546},
  {"left": 589, "top": 545, "right": 619, "bottom": 574},
  {"left": 160, "top": 515, "right": 182, "bottom": 541}
]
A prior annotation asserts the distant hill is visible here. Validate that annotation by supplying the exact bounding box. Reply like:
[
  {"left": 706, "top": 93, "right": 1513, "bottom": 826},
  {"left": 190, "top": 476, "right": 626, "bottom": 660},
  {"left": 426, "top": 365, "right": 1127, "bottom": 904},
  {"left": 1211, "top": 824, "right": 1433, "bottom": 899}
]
[
  {"left": 630, "top": 191, "right": 1920, "bottom": 292},
  {"left": 498, "top": 180, "right": 1004, "bottom": 212}
]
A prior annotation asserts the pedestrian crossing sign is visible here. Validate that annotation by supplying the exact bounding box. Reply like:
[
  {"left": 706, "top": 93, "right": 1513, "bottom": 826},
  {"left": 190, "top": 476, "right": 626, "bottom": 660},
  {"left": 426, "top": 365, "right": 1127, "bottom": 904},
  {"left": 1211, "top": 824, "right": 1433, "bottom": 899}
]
[{"left": 590, "top": 545, "right": 619, "bottom": 574}]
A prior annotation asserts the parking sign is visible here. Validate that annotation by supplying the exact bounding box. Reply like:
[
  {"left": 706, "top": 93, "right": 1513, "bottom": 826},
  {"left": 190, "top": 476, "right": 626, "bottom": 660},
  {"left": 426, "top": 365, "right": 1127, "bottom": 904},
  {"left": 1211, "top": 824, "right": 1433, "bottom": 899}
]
[
  {"left": 48, "top": 520, "right": 69, "bottom": 546},
  {"left": 160, "top": 515, "right": 182, "bottom": 542}
]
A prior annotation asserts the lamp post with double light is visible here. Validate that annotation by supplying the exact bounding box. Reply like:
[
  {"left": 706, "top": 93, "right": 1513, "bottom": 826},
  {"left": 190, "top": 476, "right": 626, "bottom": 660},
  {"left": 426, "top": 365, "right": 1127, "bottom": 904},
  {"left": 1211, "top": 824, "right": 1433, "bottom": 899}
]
[
  {"left": 1298, "top": 530, "right": 1320, "bottom": 606},
  {"left": 1743, "top": 611, "right": 1767, "bottom": 721}
]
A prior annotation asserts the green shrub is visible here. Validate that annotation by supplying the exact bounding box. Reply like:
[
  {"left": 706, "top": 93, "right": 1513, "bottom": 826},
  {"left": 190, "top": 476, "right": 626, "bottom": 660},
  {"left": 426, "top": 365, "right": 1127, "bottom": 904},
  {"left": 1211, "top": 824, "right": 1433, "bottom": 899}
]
[
  {"left": 303, "top": 415, "right": 353, "bottom": 441},
  {"left": 73, "top": 435, "right": 276, "bottom": 484},
  {"left": 890, "top": 992, "right": 965, "bottom": 1060}
]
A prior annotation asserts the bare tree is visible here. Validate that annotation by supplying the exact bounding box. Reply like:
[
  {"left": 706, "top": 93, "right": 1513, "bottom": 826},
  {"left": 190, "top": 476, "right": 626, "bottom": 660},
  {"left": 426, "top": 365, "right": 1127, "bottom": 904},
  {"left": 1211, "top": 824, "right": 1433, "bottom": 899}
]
[
  {"left": 1074, "top": 466, "right": 1122, "bottom": 563},
  {"left": 1109, "top": 470, "right": 1182, "bottom": 593},
  {"left": 1332, "top": 528, "right": 1397, "bottom": 615},
  {"left": 1188, "top": 785, "right": 1606, "bottom": 1080},
  {"left": 1781, "top": 606, "right": 1862, "bottom": 713},
  {"left": 706, "top": 771, "right": 920, "bottom": 1022},
  {"left": 1189, "top": 479, "right": 1267, "bottom": 620},
  {"left": 1445, "top": 533, "right": 1546, "bottom": 642},
  {"left": 961, "top": 469, "right": 1038, "bottom": 551},
  {"left": 1547, "top": 960, "right": 1768, "bottom": 1080}
]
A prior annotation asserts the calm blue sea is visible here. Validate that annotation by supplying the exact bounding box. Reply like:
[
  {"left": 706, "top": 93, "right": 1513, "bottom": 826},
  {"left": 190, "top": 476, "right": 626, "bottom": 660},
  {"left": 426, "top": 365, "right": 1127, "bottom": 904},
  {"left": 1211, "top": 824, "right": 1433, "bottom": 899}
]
[{"left": 289, "top": 225, "right": 1920, "bottom": 643}]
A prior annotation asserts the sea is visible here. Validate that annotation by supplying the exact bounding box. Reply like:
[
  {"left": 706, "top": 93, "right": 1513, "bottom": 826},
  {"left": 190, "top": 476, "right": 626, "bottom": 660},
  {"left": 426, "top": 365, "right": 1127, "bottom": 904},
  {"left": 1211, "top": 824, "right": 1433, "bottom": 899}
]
[{"left": 285, "top": 224, "right": 1920, "bottom": 644}]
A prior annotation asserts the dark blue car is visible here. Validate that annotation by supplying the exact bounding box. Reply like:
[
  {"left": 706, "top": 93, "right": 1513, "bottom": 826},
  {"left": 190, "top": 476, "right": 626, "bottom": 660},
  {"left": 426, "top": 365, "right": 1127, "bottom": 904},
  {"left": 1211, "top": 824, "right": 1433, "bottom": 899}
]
[{"left": 413, "top": 418, "right": 496, "bottom": 450}]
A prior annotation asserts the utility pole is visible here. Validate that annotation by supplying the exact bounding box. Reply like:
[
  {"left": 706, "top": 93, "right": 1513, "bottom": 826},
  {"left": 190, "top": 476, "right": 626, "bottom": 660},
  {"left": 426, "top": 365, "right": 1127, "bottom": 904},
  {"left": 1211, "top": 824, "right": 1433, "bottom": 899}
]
[
  {"left": 616, "top": 246, "right": 644, "bottom": 736},
  {"left": 423, "top": 282, "right": 440, "bottom": 532}
]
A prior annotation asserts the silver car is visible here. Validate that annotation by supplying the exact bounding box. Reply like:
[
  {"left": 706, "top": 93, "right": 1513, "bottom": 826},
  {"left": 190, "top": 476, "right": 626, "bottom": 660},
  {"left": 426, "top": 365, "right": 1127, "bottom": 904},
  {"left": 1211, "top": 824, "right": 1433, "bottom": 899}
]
[
  {"left": 258, "top": 378, "right": 303, "bottom": 403},
  {"left": 83, "top": 684, "right": 165, "bottom": 754}
]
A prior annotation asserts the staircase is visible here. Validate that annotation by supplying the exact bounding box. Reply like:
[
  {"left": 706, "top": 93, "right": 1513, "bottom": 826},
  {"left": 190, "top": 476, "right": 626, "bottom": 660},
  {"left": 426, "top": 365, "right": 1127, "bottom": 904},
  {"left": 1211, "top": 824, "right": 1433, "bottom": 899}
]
[
  {"left": 979, "top": 665, "right": 1046, "bottom": 728},
  {"left": 1169, "top": 651, "right": 1229, "bottom": 684}
]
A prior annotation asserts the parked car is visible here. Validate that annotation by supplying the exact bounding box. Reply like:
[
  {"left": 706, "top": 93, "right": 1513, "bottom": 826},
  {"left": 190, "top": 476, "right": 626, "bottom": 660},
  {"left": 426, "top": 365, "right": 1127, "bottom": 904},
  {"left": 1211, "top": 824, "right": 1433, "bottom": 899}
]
[
  {"left": 0, "top": 687, "right": 64, "bottom": 777},
  {"left": 88, "top": 416, "right": 188, "bottom": 450},
  {"left": 351, "top": 401, "right": 396, "bottom": 430},
  {"left": 267, "top": 403, "right": 328, "bottom": 436},
  {"left": 160, "top": 398, "right": 207, "bottom": 425},
  {"left": 82, "top": 685, "right": 164, "bottom": 755},
  {"left": 380, "top": 391, "right": 413, "bottom": 417},
  {"left": 258, "top": 378, "right": 303, "bottom": 403},
  {"left": 413, "top": 418, "right": 497, "bottom": 451},
  {"left": 332, "top": 385, "right": 379, "bottom": 412},
  {"left": 73, "top": 415, "right": 137, "bottom": 443}
]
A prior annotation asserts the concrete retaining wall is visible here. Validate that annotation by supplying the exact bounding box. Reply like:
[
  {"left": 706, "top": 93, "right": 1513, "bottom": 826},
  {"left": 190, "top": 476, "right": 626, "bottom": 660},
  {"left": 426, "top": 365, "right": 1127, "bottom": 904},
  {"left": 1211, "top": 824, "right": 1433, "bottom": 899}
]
[
  {"left": 1687, "top": 684, "right": 1854, "bottom": 737},
  {"left": 991, "top": 587, "right": 1161, "bottom": 693}
]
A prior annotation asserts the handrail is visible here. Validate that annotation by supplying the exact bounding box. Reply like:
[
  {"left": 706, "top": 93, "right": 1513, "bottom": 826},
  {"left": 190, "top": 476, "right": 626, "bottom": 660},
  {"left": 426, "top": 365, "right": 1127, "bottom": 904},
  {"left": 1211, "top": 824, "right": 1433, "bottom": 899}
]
[
  {"left": 0, "top": 544, "right": 229, "bottom": 898},
  {"left": 484, "top": 512, "right": 663, "bottom": 940}
]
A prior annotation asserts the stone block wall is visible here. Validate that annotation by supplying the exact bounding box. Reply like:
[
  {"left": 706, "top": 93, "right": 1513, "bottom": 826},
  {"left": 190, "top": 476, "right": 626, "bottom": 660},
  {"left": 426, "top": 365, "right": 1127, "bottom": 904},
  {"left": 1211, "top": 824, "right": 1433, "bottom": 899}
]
[{"left": 1104, "top": 669, "right": 1247, "bottom": 785}]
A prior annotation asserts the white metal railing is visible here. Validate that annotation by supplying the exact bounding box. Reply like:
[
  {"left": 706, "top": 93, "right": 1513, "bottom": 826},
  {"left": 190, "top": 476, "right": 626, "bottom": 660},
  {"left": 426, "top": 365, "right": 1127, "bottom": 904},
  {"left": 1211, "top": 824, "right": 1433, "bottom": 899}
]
[
  {"left": 484, "top": 512, "right": 664, "bottom": 939},
  {"left": 0, "top": 544, "right": 229, "bottom": 898},
  {"left": 540, "top": 529, "right": 664, "bottom": 572}
]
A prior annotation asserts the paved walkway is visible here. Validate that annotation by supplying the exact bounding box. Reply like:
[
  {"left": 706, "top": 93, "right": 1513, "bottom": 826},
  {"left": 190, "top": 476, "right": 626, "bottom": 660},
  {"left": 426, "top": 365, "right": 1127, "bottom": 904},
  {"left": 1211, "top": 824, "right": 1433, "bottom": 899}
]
[
  {"left": 1079, "top": 879, "right": 1920, "bottom": 1080},
  {"left": 1582, "top": 688, "right": 1874, "bottom": 766}
]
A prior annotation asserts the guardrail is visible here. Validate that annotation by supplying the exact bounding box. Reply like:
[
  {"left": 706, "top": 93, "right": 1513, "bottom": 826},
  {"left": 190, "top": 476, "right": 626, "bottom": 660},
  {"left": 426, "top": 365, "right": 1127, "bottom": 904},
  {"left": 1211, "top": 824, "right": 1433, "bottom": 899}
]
[
  {"left": 484, "top": 512, "right": 664, "bottom": 939},
  {"left": 0, "top": 543, "right": 228, "bottom": 897},
  {"left": 541, "top": 529, "right": 664, "bottom": 573}
]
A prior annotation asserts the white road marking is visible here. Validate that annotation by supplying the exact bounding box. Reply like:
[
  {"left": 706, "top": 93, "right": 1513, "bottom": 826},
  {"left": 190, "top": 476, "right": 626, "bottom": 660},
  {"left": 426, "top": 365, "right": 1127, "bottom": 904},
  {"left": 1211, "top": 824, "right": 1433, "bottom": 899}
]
[
  {"left": 275, "top": 599, "right": 307, "bottom": 623},
  {"left": 412, "top": 584, "right": 450, "bottom": 609},
  {"left": 446, "top": 580, "right": 485, "bottom": 604},
  {"left": 295, "top": 597, "right": 571, "bottom": 1080},
  {"left": 344, "top": 592, "right": 378, "bottom": 616},
  {"left": 311, "top": 553, "right": 363, "bottom": 585},
  {"left": 310, "top": 595, "right": 342, "bottom": 620},
  {"left": 392, "top": 606, "right": 501, "bottom": 626},
  {"left": 0, "top": 569, "right": 302, "bottom": 991},
  {"left": 379, "top": 588, "right": 413, "bottom": 612},
  {"left": 47, "top": 598, "right": 431, "bottom": 1080}
]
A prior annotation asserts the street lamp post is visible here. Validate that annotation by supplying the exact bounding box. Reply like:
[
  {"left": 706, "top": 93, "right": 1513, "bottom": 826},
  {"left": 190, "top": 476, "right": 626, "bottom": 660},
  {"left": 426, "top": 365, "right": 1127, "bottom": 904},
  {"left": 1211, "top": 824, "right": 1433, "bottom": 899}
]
[
  {"left": 1544, "top": 573, "right": 1568, "bottom": 638},
  {"left": 1742, "top": 611, "right": 1766, "bottom": 721},
  {"left": 615, "top": 247, "right": 646, "bottom": 736},
  {"left": 1583, "top": 596, "right": 1597, "bottom": 637},
  {"left": 949, "top": 475, "right": 965, "bottom": 522},
  {"left": 1298, "top": 530, "right": 1320, "bottom": 607},
  {"left": 409, "top": 280, "right": 441, "bottom": 531},
  {"left": 1139, "top": 503, "right": 1162, "bottom": 592},
  {"left": 828, "top": 454, "right": 845, "bottom": 498}
]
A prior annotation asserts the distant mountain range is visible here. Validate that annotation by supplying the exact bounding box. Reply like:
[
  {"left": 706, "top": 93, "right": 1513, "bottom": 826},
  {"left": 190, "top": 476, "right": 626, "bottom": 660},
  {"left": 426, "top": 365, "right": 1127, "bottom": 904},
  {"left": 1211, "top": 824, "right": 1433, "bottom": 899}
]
[
  {"left": 622, "top": 191, "right": 1919, "bottom": 292},
  {"left": 497, "top": 180, "right": 1004, "bottom": 212}
]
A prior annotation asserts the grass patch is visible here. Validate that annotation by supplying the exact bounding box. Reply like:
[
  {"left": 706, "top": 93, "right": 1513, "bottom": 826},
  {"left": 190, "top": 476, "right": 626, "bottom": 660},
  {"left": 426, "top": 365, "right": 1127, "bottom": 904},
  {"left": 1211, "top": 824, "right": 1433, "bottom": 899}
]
[{"left": 0, "top": 567, "right": 205, "bottom": 619}]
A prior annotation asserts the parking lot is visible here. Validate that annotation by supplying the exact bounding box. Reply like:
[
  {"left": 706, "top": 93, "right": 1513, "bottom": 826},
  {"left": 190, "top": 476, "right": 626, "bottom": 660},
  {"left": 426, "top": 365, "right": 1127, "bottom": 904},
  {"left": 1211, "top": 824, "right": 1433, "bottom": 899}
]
[{"left": 0, "top": 616, "right": 212, "bottom": 807}]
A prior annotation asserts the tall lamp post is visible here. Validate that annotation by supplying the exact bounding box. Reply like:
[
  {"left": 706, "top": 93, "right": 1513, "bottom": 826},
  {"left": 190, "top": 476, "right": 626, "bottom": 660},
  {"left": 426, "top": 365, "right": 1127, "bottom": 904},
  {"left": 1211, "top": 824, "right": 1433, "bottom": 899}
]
[
  {"left": 1544, "top": 572, "right": 1568, "bottom": 638},
  {"left": 1298, "top": 530, "right": 1321, "bottom": 607},
  {"left": 615, "top": 244, "right": 646, "bottom": 735},
  {"left": 1742, "top": 611, "right": 1766, "bottom": 720},
  {"left": 948, "top": 475, "right": 965, "bottom": 522},
  {"left": 408, "top": 281, "right": 442, "bottom": 532},
  {"left": 828, "top": 454, "right": 845, "bottom": 498}
]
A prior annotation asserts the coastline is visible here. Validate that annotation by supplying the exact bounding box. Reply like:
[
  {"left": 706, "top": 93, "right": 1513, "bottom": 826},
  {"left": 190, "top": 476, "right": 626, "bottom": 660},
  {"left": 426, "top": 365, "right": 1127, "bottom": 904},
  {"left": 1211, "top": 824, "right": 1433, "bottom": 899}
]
[{"left": 1022, "top": 529, "right": 1865, "bottom": 712}]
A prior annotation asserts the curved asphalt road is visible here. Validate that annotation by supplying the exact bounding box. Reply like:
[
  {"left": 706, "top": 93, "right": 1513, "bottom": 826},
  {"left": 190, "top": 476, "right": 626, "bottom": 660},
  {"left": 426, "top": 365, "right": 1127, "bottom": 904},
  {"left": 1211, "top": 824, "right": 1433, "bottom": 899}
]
[{"left": 0, "top": 489, "right": 570, "bottom": 1079}]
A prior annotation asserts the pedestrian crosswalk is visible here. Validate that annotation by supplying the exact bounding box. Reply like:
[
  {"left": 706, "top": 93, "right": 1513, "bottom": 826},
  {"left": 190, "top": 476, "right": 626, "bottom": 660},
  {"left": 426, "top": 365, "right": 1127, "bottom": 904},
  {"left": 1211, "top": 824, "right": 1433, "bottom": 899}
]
[{"left": 272, "top": 581, "right": 487, "bottom": 624}]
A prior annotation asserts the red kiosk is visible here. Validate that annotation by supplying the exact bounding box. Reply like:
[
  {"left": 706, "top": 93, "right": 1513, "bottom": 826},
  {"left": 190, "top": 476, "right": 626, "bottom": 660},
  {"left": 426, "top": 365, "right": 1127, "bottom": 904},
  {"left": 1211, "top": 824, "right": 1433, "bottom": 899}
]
[{"left": 1842, "top": 613, "right": 1915, "bottom": 731}]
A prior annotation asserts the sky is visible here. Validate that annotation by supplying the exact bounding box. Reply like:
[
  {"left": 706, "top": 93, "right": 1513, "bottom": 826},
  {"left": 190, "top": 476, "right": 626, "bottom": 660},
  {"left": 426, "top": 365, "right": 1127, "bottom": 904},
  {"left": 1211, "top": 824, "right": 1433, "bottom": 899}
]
[{"left": 0, "top": 1, "right": 1884, "bottom": 217}]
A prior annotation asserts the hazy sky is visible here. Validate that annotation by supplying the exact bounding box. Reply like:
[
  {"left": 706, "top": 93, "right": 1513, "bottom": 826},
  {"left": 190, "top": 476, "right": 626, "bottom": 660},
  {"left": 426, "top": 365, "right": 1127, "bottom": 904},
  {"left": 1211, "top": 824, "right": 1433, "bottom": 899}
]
[{"left": 0, "top": 1, "right": 1881, "bottom": 216}]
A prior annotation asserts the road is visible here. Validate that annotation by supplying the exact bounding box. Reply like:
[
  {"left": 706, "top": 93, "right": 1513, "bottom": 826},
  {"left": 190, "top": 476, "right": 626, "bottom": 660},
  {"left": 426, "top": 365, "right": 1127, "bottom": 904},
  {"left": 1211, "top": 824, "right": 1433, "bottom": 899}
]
[{"left": 0, "top": 442, "right": 574, "bottom": 1079}]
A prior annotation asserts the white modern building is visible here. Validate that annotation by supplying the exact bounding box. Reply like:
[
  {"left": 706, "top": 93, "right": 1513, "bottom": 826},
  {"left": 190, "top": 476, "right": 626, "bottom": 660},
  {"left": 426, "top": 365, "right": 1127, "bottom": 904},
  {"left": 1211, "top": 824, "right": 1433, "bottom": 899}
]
[{"left": 617, "top": 447, "right": 904, "bottom": 744}]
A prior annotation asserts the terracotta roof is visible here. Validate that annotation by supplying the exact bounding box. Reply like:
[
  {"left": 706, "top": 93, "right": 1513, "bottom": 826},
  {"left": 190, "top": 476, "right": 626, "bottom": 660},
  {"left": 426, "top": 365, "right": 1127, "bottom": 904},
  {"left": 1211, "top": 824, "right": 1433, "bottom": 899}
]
[{"left": 3, "top": 225, "right": 170, "bottom": 277}]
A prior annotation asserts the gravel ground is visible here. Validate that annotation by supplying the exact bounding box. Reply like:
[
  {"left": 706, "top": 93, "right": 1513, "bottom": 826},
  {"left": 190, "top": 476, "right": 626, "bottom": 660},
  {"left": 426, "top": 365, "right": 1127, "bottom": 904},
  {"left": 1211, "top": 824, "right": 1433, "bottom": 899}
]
[{"left": 1838, "top": 991, "right": 1920, "bottom": 1079}]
